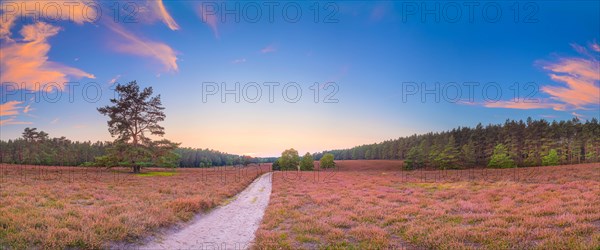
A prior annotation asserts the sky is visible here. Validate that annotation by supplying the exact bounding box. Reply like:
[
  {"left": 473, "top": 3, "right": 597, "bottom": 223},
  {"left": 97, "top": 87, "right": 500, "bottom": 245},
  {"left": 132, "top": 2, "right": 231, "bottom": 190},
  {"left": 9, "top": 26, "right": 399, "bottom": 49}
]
[{"left": 0, "top": 1, "right": 599, "bottom": 157}]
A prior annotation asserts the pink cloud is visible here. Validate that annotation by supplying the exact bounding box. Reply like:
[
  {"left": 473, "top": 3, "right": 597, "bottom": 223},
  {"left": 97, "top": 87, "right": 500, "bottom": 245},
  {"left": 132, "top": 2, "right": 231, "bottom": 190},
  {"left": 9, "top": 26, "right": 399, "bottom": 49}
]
[
  {"left": 107, "top": 22, "right": 179, "bottom": 72},
  {"left": 108, "top": 74, "right": 122, "bottom": 85},
  {"left": 0, "top": 11, "right": 16, "bottom": 38},
  {"left": 571, "top": 112, "right": 586, "bottom": 119},
  {"left": 0, "top": 101, "right": 32, "bottom": 126},
  {"left": 591, "top": 43, "right": 600, "bottom": 52},
  {"left": 483, "top": 100, "right": 565, "bottom": 110},
  {"left": 23, "top": 104, "right": 32, "bottom": 114},
  {"left": 261, "top": 45, "right": 276, "bottom": 53},
  {"left": 198, "top": 4, "right": 219, "bottom": 38},
  {"left": 538, "top": 47, "right": 600, "bottom": 109},
  {"left": 155, "top": 0, "right": 180, "bottom": 30},
  {"left": 0, "top": 117, "right": 32, "bottom": 126},
  {"left": 0, "top": 22, "right": 95, "bottom": 91},
  {"left": 474, "top": 42, "right": 599, "bottom": 112},
  {"left": 0, "top": 101, "right": 23, "bottom": 116},
  {"left": 0, "top": 0, "right": 98, "bottom": 26}
]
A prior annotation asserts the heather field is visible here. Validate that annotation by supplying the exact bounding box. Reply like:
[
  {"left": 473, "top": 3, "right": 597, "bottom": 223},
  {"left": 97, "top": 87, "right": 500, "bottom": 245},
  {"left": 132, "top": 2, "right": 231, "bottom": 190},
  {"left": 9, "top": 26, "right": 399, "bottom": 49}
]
[
  {"left": 255, "top": 161, "right": 600, "bottom": 249},
  {"left": 0, "top": 164, "right": 269, "bottom": 249}
]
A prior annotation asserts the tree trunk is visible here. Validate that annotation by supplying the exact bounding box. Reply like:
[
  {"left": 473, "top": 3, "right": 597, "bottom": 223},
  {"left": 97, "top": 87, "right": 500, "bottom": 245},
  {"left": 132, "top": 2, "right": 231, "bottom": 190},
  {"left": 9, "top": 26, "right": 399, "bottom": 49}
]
[{"left": 133, "top": 165, "right": 141, "bottom": 173}]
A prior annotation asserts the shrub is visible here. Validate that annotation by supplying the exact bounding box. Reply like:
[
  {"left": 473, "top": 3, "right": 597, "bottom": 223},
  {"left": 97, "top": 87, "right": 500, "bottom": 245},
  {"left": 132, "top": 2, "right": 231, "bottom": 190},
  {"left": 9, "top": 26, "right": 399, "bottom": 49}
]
[
  {"left": 320, "top": 153, "right": 336, "bottom": 169},
  {"left": 272, "top": 159, "right": 281, "bottom": 171},
  {"left": 300, "top": 153, "right": 314, "bottom": 171}
]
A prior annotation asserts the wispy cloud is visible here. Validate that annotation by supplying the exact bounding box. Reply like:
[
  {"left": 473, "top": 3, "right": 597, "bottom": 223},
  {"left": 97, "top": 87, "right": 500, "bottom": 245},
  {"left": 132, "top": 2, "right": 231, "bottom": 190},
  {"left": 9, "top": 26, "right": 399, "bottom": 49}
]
[
  {"left": 0, "top": 9, "right": 16, "bottom": 38},
  {"left": 483, "top": 100, "right": 565, "bottom": 110},
  {"left": 0, "top": 101, "right": 31, "bottom": 126},
  {"left": 0, "top": 117, "right": 32, "bottom": 126},
  {"left": 590, "top": 42, "right": 600, "bottom": 52},
  {"left": 571, "top": 112, "right": 586, "bottom": 119},
  {"left": 155, "top": 0, "right": 180, "bottom": 30},
  {"left": 538, "top": 48, "right": 600, "bottom": 109},
  {"left": 107, "top": 22, "right": 179, "bottom": 72},
  {"left": 51, "top": 118, "right": 60, "bottom": 124},
  {"left": 108, "top": 74, "right": 122, "bottom": 85},
  {"left": 23, "top": 104, "right": 32, "bottom": 114},
  {"left": 232, "top": 58, "right": 247, "bottom": 64},
  {"left": 0, "top": 22, "right": 95, "bottom": 91},
  {"left": 198, "top": 4, "right": 219, "bottom": 38},
  {"left": 261, "top": 44, "right": 277, "bottom": 53},
  {"left": 474, "top": 42, "right": 599, "bottom": 112},
  {"left": 0, "top": 101, "right": 23, "bottom": 116},
  {"left": 0, "top": 0, "right": 97, "bottom": 27}
]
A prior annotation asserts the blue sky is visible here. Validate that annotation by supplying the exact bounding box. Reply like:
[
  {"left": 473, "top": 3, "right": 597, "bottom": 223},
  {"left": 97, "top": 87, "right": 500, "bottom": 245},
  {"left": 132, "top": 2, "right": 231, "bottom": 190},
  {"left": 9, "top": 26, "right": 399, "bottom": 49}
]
[{"left": 1, "top": 1, "right": 599, "bottom": 156}]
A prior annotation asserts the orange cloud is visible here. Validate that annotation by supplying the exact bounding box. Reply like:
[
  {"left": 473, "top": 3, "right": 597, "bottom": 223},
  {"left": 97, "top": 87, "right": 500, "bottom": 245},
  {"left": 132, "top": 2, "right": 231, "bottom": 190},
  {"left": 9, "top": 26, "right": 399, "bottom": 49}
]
[
  {"left": 539, "top": 47, "right": 600, "bottom": 109},
  {"left": 0, "top": 0, "right": 98, "bottom": 25},
  {"left": 0, "top": 11, "right": 16, "bottom": 38},
  {"left": 155, "top": 0, "right": 180, "bottom": 30},
  {"left": 478, "top": 43, "right": 599, "bottom": 112},
  {"left": 23, "top": 104, "right": 32, "bottom": 113},
  {"left": 0, "top": 22, "right": 95, "bottom": 91},
  {"left": 483, "top": 100, "right": 565, "bottom": 110},
  {"left": 0, "top": 101, "right": 23, "bottom": 116},
  {"left": 0, "top": 117, "right": 32, "bottom": 126},
  {"left": 198, "top": 4, "right": 219, "bottom": 38},
  {"left": 107, "top": 22, "right": 179, "bottom": 72},
  {"left": 0, "top": 100, "right": 32, "bottom": 126}
]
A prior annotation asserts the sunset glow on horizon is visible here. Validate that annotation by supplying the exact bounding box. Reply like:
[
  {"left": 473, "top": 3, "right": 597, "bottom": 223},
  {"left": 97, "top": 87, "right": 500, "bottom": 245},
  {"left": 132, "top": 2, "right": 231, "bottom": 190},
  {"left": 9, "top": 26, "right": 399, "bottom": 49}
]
[{"left": 1, "top": 1, "right": 599, "bottom": 157}]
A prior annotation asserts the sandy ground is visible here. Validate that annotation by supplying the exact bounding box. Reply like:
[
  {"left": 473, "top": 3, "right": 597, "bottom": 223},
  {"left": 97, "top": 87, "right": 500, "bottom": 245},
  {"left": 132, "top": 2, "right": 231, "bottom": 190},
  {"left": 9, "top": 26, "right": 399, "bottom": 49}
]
[{"left": 140, "top": 172, "right": 272, "bottom": 250}]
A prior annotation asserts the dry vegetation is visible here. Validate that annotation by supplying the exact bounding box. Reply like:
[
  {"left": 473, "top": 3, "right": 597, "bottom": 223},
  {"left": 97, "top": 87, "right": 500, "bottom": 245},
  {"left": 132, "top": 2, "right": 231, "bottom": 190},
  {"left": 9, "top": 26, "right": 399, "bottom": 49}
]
[
  {"left": 0, "top": 164, "right": 269, "bottom": 249},
  {"left": 255, "top": 161, "right": 600, "bottom": 249}
]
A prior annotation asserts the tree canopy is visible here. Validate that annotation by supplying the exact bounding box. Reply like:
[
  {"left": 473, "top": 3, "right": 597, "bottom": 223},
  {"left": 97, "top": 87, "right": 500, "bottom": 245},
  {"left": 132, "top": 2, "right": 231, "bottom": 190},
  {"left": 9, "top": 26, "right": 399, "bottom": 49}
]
[
  {"left": 96, "top": 81, "right": 179, "bottom": 173},
  {"left": 279, "top": 148, "right": 300, "bottom": 170},
  {"left": 300, "top": 152, "right": 314, "bottom": 171},
  {"left": 320, "top": 153, "right": 336, "bottom": 169}
]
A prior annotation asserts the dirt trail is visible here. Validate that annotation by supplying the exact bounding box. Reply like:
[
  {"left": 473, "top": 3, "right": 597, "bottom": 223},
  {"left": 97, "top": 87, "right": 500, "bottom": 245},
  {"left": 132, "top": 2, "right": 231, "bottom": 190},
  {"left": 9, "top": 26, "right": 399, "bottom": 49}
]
[{"left": 141, "top": 172, "right": 272, "bottom": 250}]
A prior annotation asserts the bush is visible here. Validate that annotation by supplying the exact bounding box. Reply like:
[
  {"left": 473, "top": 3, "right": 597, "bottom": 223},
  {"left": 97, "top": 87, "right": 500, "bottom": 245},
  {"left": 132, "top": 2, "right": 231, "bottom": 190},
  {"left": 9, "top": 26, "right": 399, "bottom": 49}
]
[
  {"left": 320, "top": 153, "right": 335, "bottom": 169},
  {"left": 542, "top": 149, "right": 559, "bottom": 166},
  {"left": 300, "top": 153, "right": 314, "bottom": 171},
  {"left": 488, "top": 144, "right": 516, "bottom": 168},
  {"left": 272, "top": 159, "right": 281, "bottom": 171}
]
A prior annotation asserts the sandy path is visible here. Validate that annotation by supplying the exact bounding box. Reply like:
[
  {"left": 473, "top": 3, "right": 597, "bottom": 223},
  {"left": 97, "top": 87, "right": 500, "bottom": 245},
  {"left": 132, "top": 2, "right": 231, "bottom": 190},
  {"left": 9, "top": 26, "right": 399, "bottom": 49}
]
[{"left": 141, "top": 172, "right": 272, "bottom": 250}]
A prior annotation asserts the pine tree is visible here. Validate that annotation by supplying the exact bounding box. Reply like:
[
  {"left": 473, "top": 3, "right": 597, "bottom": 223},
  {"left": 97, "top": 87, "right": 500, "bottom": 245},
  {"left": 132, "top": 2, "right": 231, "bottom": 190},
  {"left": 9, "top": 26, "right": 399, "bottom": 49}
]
[
  {"left": 542, "top": 149, "right": 559, "bottom": 166},
  {"left": 488, "top": 144, "right": 516, "bottom": 168}
]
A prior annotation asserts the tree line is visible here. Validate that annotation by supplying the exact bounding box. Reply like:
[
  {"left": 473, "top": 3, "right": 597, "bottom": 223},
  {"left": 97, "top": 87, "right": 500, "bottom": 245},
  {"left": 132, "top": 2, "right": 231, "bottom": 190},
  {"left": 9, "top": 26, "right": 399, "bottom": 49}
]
[
  {"left": 315, "top": 118, "right": 600, "bottom": 169},
  {"left": 0, "top": 128, "right": 268, "bottom": 168},
  {"left": 0, "top": 130, "right": 274, "bottom": 168},
  {"left": 176, "top": 148, "right": 273, "bottom": 168},
  {"left": 0, "top": 81, "right": 269, "bottom": 170},
  {"left": 0, "top": 128, "right": 108, "bottom": 166}
]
